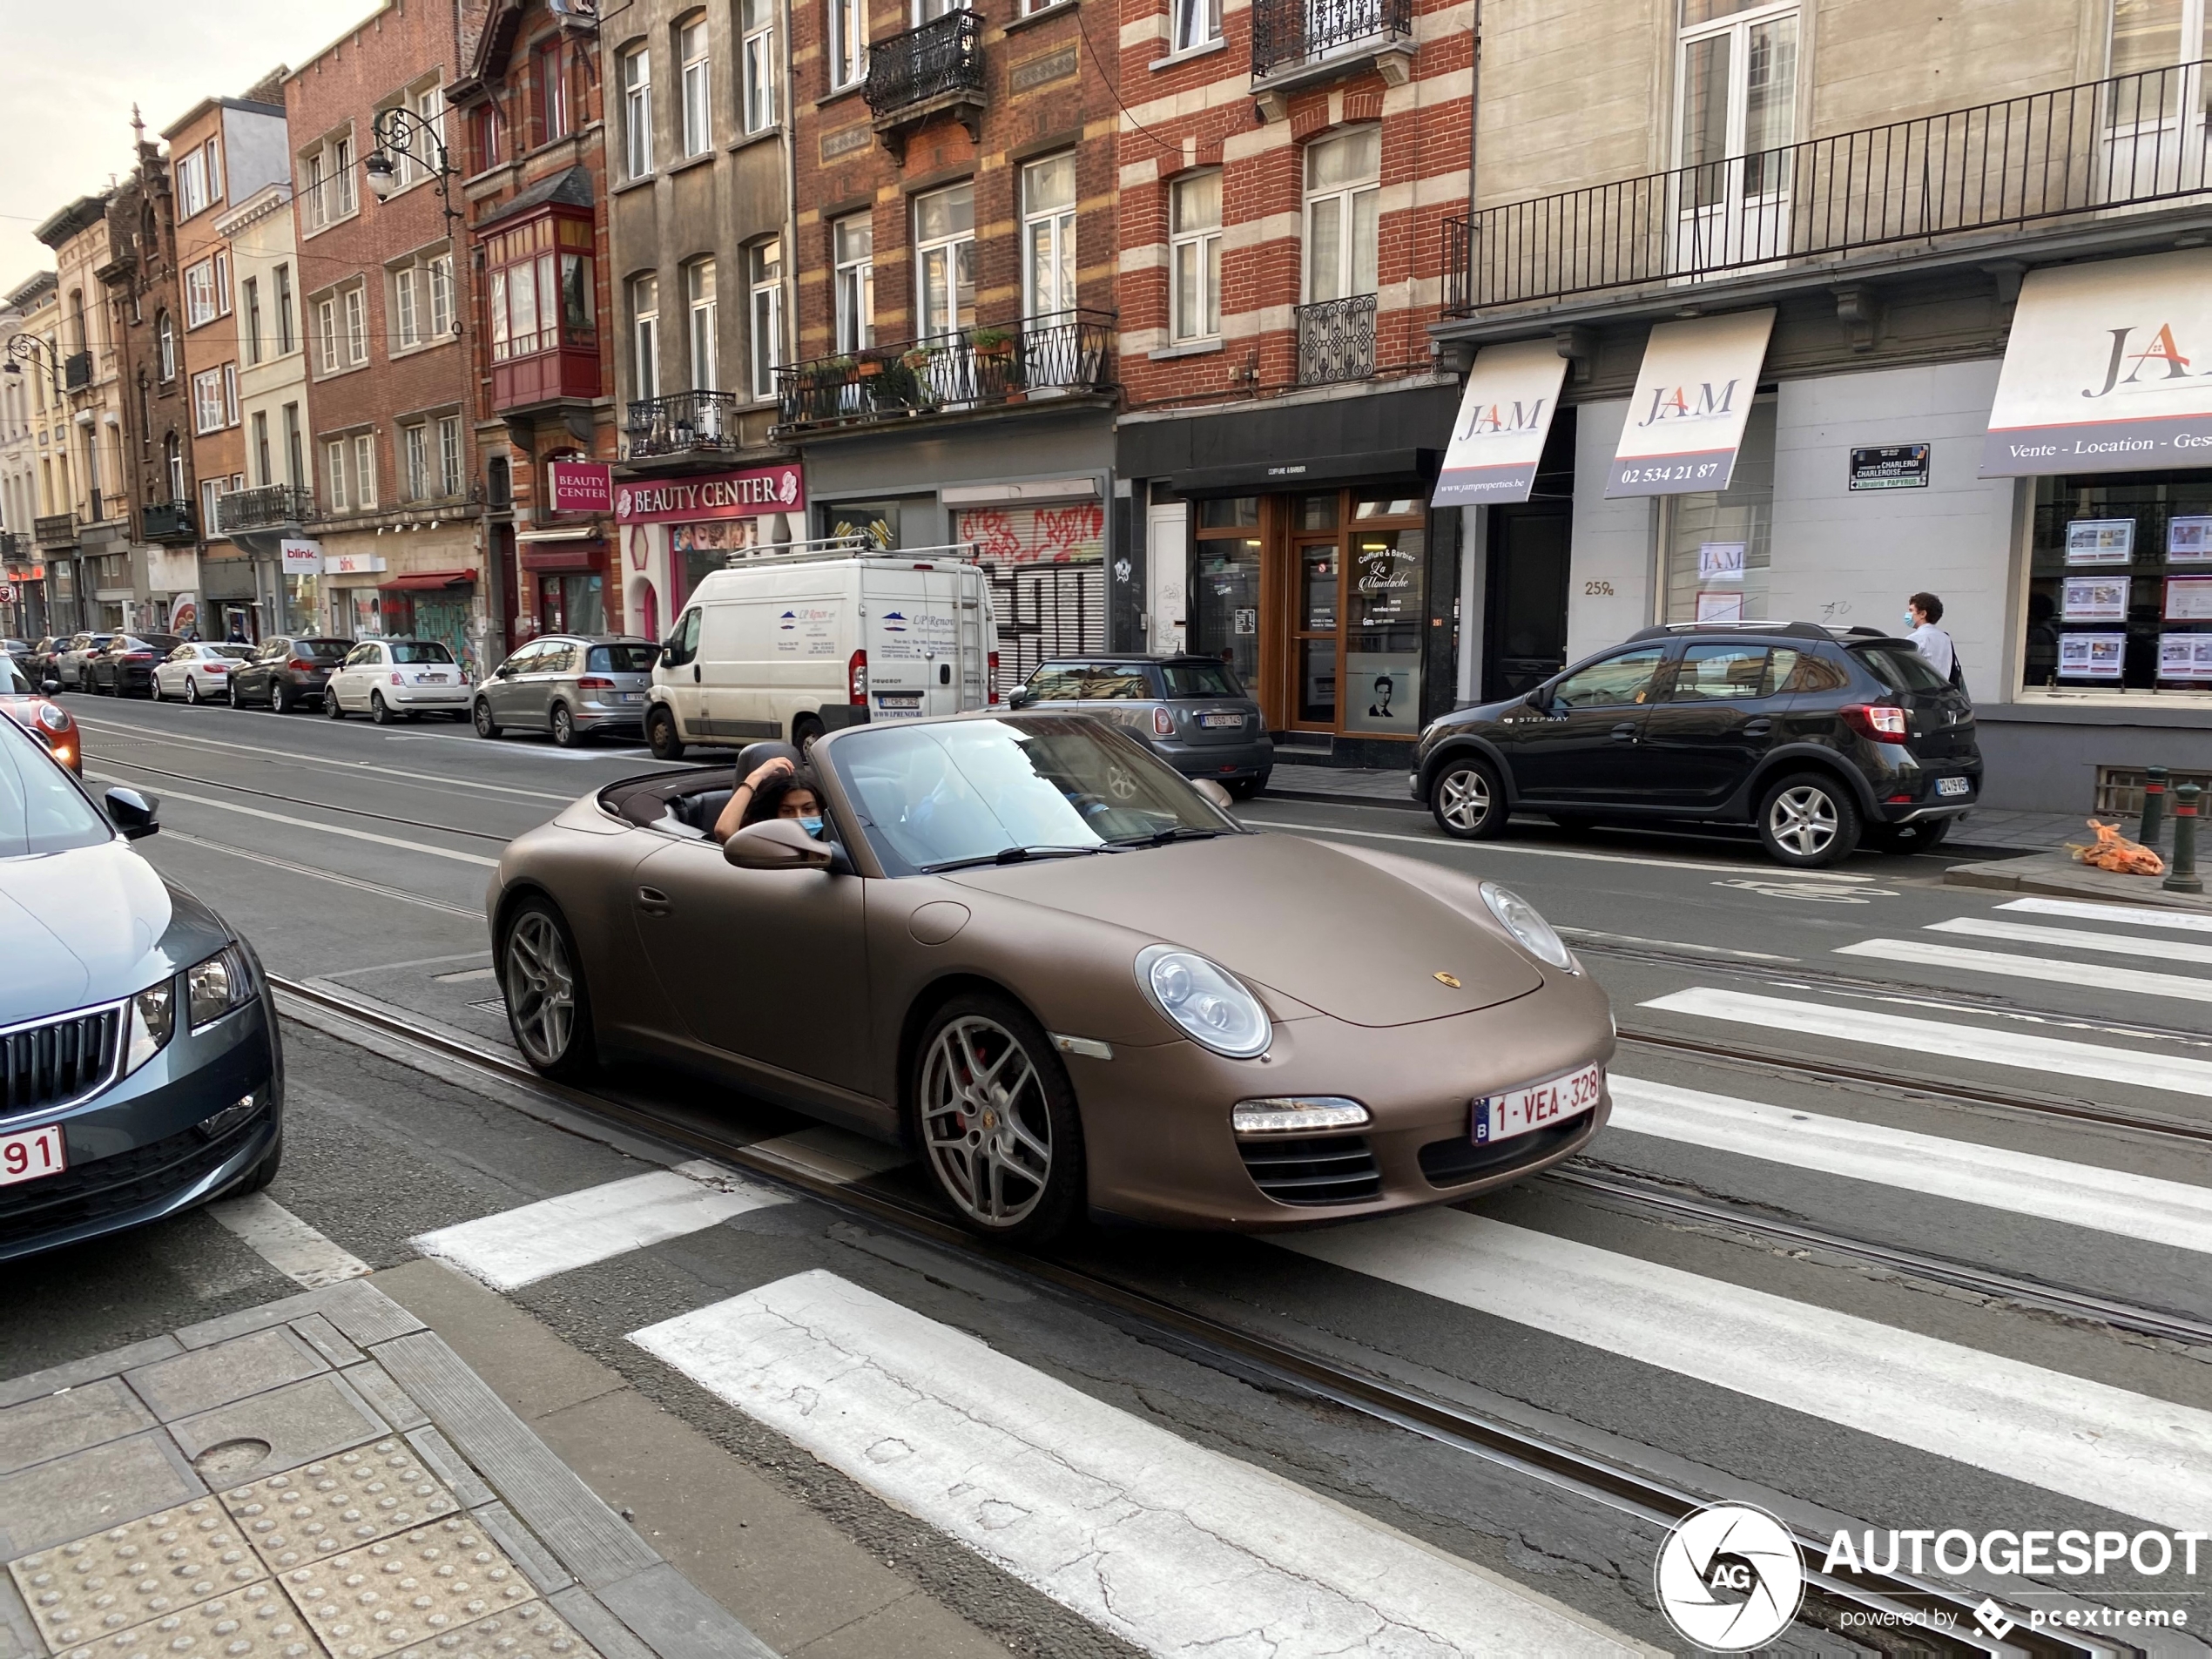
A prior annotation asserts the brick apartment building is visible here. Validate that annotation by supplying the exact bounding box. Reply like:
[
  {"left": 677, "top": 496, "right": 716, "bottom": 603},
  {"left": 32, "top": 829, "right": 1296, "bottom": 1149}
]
[
  {"left": 286, "top": 0, "right": 484, "bottom": 671},
  {"left": 451, "top": 0, "right": 618, "bottom": 650},
  {"left": 164, "top": 78, "right": 292, "bottom": 640},
  {"left": 96, "top": 127, "right": 201, "bottom": 635},
  {"left": 1110, "top": 0, "right": 1474, "bottom": 766},
  {"left": 776, "top": 0, "right": 1124, "bottom": 688}
]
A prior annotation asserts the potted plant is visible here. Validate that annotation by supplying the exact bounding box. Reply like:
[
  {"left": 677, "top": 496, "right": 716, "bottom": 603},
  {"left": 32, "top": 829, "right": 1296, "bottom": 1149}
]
[{"left": 901, "top": 346, "right": 933, "bottom": 371}]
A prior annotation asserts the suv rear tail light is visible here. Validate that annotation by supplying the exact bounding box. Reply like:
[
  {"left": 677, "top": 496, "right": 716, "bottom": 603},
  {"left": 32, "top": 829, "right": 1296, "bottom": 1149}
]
[
  {"left": 289, "top": 658, "right": 314, "bottom": 672},
  {"left": 848, "top": 649, "right": 868, "bottom": 705},
  {"left": 1151, "top": 706, "right": 1176, "bottom": 738},
  {"left": 1840, "top": 703, "right": 1910, "bottom": 743},
  {"left": 125, "top": 651, "right": 152, "bottom": 662},
  {"left": 988, "top": 651, "right": 1000, "bottom": 704},
  {"left": 577, "top": 675, "right": 615, "bottom": 691}
]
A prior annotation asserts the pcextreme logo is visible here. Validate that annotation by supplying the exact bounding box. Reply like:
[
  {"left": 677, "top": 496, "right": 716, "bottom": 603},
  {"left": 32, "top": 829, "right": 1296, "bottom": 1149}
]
[
  {"left": 1654, "top": 1503, "right": 1804, "bottom": 1653},
  {"left": 1634, "top": 379, "right": 1740, "bottom": 427}
]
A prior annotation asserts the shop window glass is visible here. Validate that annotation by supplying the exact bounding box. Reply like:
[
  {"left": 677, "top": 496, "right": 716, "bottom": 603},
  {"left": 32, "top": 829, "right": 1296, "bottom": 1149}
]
[
  {"left": 1297, "top": 493, "right": 1337, "bottom": 529},
  {"left": 2027, "top": 474, "right": 2212, "bottom": 693},
  {"left": 1353, "top": 495, "right": 1421, "bottom": 519},
  {"left": 1192, "top": 534, "right": 1260, "bottom": 687},
  {"left": 1197, "top": 496, "right": 1258, "bottom": 529},
  {"left": 1341, "top": 526, "right": 1425, "bottom": 735},
  {"left": 1663, "top": 399, "right": 1775, "bottom": 624}
]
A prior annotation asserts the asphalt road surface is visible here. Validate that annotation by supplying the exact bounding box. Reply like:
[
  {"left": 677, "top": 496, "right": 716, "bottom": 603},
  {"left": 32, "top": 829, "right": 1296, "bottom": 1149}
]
[{"left": 17, "top": 689, "right": 2212, "bottom": 1656}]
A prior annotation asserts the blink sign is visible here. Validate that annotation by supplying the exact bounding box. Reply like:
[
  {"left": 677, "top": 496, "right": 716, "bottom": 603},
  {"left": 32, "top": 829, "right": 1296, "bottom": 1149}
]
[
  {"left": 1606, "top": 309, "right": 1777, "bottom": 498},
  {"left": 1433, "top": 340, "right": 1569, "bottom": 505},
  {"left": 1983, "top": 250, "right": 2212, "bottom": 475}
]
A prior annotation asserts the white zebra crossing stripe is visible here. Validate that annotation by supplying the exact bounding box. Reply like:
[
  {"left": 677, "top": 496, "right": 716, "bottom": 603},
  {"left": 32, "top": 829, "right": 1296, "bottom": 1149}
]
[
  {"left": 411, "top": 1161, "right": 788, "bottom": 1290},
  {"left": 632, "top": 1270, "right": 1653, "bottom": 1658},
  {"left": 1640, "top": 987, "right": 2212, "bottom": 1096},
  {"left": 1278, "top": 1212, "right": 2212, "bottom": 1535},
  {"left": 1925, "top": 914, "right": 2212, "bottom": 966},
  {"left": 1836, "top": 937, "right": 2212, "bottom": 1003},
  {"left": 2000, "top": 896, "right": 2212, "bottom": 934},
  {"left": 206, "top": 1192, "right": 373, "bottom": 1288},
  {"left": 1608, "top": 1076, "right": 2212, "bottom": 1256}
]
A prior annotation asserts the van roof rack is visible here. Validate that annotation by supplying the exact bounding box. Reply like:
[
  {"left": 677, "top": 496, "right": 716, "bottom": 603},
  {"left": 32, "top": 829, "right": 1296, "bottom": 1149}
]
[
  {"left": 1626, "top": 620, "right": 1835, "bottom": 642},
  {"left": 709, "top": 536, "right": 985, "bottom": 569}
]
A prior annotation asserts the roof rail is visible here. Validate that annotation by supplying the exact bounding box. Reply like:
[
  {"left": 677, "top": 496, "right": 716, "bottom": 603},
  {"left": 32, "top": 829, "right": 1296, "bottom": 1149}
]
[
  {"left": 713, "top": 536, "right": 985, "bottom": 569},
  {"left": 1625, "top": 620, "right": 1835, "bottom": 643}
]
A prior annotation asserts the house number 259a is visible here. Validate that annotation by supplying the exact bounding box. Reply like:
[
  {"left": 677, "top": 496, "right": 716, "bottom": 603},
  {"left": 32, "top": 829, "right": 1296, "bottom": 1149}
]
[{"left": 1583, "top": 579, "right": 1615, "bottom": 597}]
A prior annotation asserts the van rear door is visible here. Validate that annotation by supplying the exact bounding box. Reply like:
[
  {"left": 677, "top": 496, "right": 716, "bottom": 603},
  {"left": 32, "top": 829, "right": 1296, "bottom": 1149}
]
[
  {"left": 955, "top": 570, "right": 988, "bottom": 711},
  {"left": 863, "top": 566, "right": 933, "bottom": 722}
]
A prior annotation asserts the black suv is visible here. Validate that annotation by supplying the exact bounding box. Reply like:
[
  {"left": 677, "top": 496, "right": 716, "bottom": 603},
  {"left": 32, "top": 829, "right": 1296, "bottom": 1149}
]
[{"left": 1412, "top": 622, "right": 1981, "bottom": 867}]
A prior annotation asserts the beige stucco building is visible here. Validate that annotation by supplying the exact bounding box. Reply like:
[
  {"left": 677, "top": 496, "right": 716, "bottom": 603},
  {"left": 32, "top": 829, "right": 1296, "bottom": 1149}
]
[{"left": 0, "top": 273, "right": 60, "bottom": 639}]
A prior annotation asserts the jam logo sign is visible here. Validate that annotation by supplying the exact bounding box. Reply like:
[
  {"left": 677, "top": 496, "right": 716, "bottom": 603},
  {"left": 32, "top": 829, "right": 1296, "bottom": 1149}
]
[
  {"left": 1434, "top": 339, "right": 1569, "bottom": 506},
  {"left": 2084, "top": 322, "right": 2198, "bottom": 398},
  {"left": 1606, "top": 309, "right": 1776, "bottom": 499}
]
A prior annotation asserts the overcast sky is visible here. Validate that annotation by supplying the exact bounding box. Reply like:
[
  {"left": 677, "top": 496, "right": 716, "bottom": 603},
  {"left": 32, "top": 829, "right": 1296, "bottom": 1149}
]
[{"left": 0, "top": 0, "right": 379, "bottom": 291}]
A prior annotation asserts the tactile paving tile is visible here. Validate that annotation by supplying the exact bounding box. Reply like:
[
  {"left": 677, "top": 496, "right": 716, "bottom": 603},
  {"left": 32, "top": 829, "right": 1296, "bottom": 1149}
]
[
  {"left": 225, "top": 1440, "right": 460, "bottom": 1568},
  {"left": 387, "top": 1598, "right": 599, "bottom": 1658},
  {"left": 8, "top": 1497, "right": 266, "bottom": 1650},
  {"left": 51, "top": 1581, "right": 327, "bottom": 1658},
  {"left": 275, "top": 1516, "right": 539, "bottom": 1659}
]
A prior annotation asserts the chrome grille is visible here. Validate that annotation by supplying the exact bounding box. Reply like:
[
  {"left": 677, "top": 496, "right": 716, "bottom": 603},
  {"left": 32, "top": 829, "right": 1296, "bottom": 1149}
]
[
  {"left": 1237, "top": 1134, "right": 1382, "bottom": 1206},
  {"left": 2, "top": 1003, "right": 125, "bottom": 1117}
]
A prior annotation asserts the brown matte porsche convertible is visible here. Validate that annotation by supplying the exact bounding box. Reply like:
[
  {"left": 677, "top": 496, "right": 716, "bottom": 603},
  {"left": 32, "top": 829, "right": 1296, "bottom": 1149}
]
[{"left": 488, "top": 712, "right": 1615, "bottom": 1241}]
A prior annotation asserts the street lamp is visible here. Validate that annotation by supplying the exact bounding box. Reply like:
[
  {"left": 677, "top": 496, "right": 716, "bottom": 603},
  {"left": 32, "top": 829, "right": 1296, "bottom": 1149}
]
[
  {"left": 3, "top": 334, "right": 62, "bottom": 395},
  {"left": 366, "top": 105, "right": 461, "bottom": 239}
]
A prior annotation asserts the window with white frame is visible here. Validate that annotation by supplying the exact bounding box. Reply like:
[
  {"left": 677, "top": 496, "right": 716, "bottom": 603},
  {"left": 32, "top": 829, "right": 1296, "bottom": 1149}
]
[
  {"left": 343, "top": 285, "right": 368, "bottom": 365},
  {"left": 678, "top": 16, "right": 712, "bottom": 154},
  {"left": 185, "top": 260, "right": 219, "bottom": 328},
  {"left": 252, "top": 410, "right": 271, "bottom": 486},
  {"left": 165, "top": 436, "right": 185, "bottom": 502},
  {"left": 203, "top": 138, "right": 222, "bottom": 205},
  {"left": 915, "top": 0, "right": 969, "bottom": 22},
  {"left": 833, "top": 214, "right": 873, "bottom": 352},
  {"left": 354, "top": 433, "right": 378, "bottom": 509},
  {"left": 1302, "top": 126, "right": 1379, "bottom": 303},
  {"left": 2107, "top": 0, "right": 2206, "bottom": 131},
  {"left": 403, "top": 422, "right": 431, "bottom": 500},
  {"left": 389, "top": 252, "right": 451, "bottom": 351},
  {"left": 403, "top": 83, "right": 447, "bottom": 187},
  {"left": 437, "top": 415, "right": 462, "bottom": 496},
  {"left": 1170, "top": 169, "right": 1221, "bottom": 341},
  {"left": 914, "top": 182, "right": 973, "bottom": 336},
  {"left": 222, "top": 362, "right": 238, "bottom": 427},
  {"left": 1675, "top": 1, "right": 1798, "bottom": 213},
  {"left": 741, "top": 0, "right": 776, "bottom": 134},
  {"left": 747, "top": 241, "right": 781, "bottom": 400},
  {"left": 394, "top": 264, "right": 421, "bottom": 349},
  {"left": 300, "top": 133, "right": 357, "bottom": 230},
  {"left": 175, "top": 148, "right": 207, "bottom": 218},
  {"left": 325, "top": 438, "right": 348, "bottom": 511},
  {"left": 156, "top": 311, "right": 176, "bottom": 381},
  {"left": 429, "top": 253, "right": 454, "bottom": 337},
  {"left": 631, "top": 273, "right": 660, "bottom": 397},
  {"left": 192, "top": 368, "right": 226, "bottom": 435},
  {"left": 1021, "top": 153, "right": 1076, "bottom": 320},
  {"left": 213, "top": 250, "right": 231, "bottom": 315},
  {"left": 537, "top": 43, "right": 571, "bottom": 144},
  {"left": 1171, "top": 0, "right": 1221, "bottom": 51},
  {"left": 199, "top": 476, "right": 224, "bottom": 532},
  {"left": 622, "top": 45, "right": 654, "bottom": 178},
  {"left": 275, "top": 264, "right": 294, "bottom": 354},
  {"left": 316, "top": 297, "right": 340, "bottom": 374},
  {"left": 686, "top": 259, "right": 718, "bottom": 390},
  {"left": 243, "top": 277, "right": 261, "bottom": 364},
  {"left": 829, "top": 0, "right": 867, "bottom": 90}
]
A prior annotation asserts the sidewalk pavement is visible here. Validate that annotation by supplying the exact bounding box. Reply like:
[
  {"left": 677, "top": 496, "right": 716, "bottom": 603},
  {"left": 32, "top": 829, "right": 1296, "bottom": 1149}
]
[{"left": 0, "top": 1274, "right": 776, "bottom": 1659}]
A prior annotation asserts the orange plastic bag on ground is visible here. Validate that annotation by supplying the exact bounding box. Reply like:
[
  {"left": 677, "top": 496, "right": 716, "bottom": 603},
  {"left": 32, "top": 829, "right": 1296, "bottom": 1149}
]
[{"left": 2066, "top": 819, "right": 2165, "bottom": 875}]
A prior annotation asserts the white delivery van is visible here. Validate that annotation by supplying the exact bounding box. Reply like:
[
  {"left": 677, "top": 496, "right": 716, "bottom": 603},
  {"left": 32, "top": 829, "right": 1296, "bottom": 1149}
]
[{"left": 645, "top": 542, "right": 999, "bottom": 759}]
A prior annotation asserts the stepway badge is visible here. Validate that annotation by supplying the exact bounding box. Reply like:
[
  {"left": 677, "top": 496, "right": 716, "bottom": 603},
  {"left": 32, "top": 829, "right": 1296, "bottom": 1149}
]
[{"left": 1654, "top": 1502, "right": 1805, "bottom": 1652}]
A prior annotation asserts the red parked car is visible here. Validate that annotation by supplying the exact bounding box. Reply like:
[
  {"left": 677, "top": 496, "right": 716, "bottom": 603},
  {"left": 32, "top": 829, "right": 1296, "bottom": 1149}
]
[{"left": 1, "top": 655, "right": 80, "bottom": 773}]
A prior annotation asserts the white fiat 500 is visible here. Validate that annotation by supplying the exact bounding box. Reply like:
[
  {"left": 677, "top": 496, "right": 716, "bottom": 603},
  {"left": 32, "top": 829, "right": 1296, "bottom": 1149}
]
[{"left": 325, "top": 638, "right": 472, "bottom": 723}]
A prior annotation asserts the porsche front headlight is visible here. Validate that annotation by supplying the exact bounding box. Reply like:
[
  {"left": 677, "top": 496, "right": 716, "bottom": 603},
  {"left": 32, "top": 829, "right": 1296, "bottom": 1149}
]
[
  {"left": 1136, "top": 945, "right": 1272, "bottom": 1059},
  {"left": 1480, "top": 882, "right": 1579, "bottom": 974}
]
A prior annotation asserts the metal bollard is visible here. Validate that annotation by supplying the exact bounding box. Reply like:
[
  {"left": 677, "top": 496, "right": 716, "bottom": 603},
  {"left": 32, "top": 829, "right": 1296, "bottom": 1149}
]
[
  {"left": 2140, "top": 765, "right": 2169, "bottom": 850},
  {"left": 2166, "top": 782, "right": 2203, "bottom": 895}
]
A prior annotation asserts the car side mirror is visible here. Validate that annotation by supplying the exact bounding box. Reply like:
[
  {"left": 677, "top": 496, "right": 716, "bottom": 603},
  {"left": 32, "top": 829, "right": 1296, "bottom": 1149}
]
[
  {"left": 1008, "top": 688, "right": 1036, "bottom": 709},
  {"left": 105, "top": 787, "right": 159, "bottom": 840},
  {"left": 1190, "top": 778, "right": 1235, "bottom": 810},
  {"left": 724, "top": 817, "right": 833, "bottom": 872},
  {"left": 41, "top": 678, "right": 58, "bottom": 694}
]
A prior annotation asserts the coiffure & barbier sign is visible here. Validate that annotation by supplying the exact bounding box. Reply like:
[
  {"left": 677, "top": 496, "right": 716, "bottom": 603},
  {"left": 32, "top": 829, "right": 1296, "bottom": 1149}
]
[
  {"left": 614, "top": 463, "right": 806, "bottom": 525},
  {"left": 1983, "top": 249, "right": 2212, "bottom": 475}
]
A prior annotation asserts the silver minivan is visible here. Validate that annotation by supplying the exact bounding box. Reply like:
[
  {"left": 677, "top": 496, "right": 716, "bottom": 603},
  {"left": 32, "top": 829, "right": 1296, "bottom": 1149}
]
[{"left": 473, "top": 634, "right": 657, "bottom": 746}]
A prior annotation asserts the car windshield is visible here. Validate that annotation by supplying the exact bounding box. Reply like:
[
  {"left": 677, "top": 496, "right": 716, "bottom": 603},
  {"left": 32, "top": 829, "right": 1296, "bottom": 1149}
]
[
  {"left": 1162, "top": 661, "right": 1243, "bottom": 698},
  {"left": 389, "top": 642, "right": 455, "bottom": 664},
  {"left": 210, "top": 644, "right": 253, "bottom": 661},
  {"left": 589, "top": 644, "right": 658, "bottom": 673},
  {"left": 828, "top": 716, "right": 1234, "bottom": 875},
  {"left": 0, "top": 724, "right": 109, "bottom": 857},
  {"left": 3, "top": 660, "right": 28, "bottom": 694},
  {"left": 1853, "top": 644, "right": 1949, "bottom": 695}
]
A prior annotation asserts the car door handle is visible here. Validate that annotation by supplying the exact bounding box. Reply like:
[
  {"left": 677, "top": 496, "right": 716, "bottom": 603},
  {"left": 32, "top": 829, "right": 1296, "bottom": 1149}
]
[
  {"left": 636, "top": 886, "right": 671, "bottom": 917},
  {"left": 691, "top": 664, "right": 701, "bottom": 683},
  {"left": 1610, "top": 721, "right": 1637, "bottom": 741},
  {"left": 1743, "top": 718, "right": 1772, "bottom": 736}
]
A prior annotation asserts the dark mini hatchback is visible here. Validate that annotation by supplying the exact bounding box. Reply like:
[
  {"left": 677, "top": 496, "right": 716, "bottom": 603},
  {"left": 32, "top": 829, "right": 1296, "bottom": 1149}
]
[
  {"left": 1011, "top": 655, "right": 1275, "bottom": 797},
  {"left": 0, "top": 719, "right": 282, "bottom": 1260},
  {"left": 1413, "top": 622, "right": 1982, "bottom": 867}
]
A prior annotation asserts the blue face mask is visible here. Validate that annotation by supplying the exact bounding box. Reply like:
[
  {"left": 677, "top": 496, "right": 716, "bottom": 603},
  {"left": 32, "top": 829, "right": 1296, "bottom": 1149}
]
[{"left": 799, "top": 815, "right": 824, "bottom": 838}]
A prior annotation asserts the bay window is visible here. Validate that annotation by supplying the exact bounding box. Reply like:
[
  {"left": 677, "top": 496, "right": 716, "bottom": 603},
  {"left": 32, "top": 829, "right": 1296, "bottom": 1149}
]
[{"left": 483, "top": 214, "right": 597, "bottom": 362}]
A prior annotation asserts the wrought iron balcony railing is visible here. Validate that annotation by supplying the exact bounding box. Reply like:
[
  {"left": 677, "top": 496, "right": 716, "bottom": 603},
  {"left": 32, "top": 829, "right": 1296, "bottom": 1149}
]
[
  {"left": 1251, "top": 0, "right": 1413, "bottom": 81},
  {"left": 864, "top": 10, "right": 985, "bottom": 121},
  {"left": 777, "top": 309, "right": 1115, "bottom": 431},
  {"left": 214, "top": 484, "right": 311, "bottom": 535},
  {"left": 33, "top": 514, "right": 76, "bottom": 549},
  {"left": 0, "top": 531, "right": 19, "bottom": 563},
  {"left": 1296, "top": 294, "right": 1378, "bottom": 385},
  {"left": 62, "top": 352, "right": 92, "bottom": 392},
  {"left": 140, "top": 500, "right": 196, "bottom": 543},
  {"left": 624, "top": 391, "right": 745, "bottom": 458},
  {"left": 1446, "top": 57, "right": 2212, "bottom": 315}
]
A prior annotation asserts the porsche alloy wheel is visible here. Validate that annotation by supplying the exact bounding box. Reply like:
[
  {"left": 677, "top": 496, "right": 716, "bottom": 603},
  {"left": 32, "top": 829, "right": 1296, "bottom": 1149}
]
[
  {"left": 502, "top": 902, "right": 595, "bottom": 1078},
  {"left": 917, "top": 998, "right": 1082, "bottom": 1240}
]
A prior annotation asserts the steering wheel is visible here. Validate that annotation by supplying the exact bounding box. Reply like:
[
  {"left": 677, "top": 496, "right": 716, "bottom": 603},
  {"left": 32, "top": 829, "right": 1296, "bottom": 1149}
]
[{"left": 1065, "top": 792, "right": 1112, "bottom": 819}]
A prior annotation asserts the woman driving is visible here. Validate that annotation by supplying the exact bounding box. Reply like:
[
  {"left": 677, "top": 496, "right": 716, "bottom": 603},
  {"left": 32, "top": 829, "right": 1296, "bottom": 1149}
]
[{"left": 712, "top": 754, "right": 826, "bottom": 842}]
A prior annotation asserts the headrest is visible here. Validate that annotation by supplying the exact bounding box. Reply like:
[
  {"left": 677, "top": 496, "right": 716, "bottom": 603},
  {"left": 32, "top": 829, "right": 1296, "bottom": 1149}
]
[{"left": 736, "top": 739, "right": 804, "bottom": 775}]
